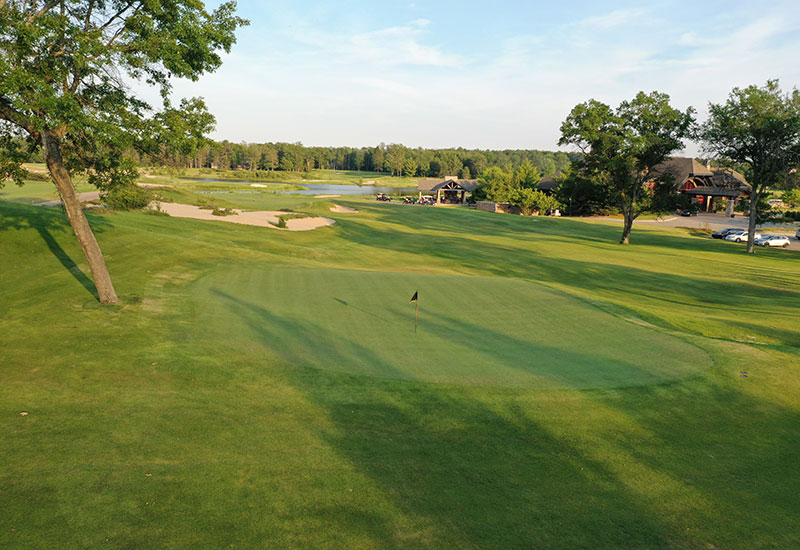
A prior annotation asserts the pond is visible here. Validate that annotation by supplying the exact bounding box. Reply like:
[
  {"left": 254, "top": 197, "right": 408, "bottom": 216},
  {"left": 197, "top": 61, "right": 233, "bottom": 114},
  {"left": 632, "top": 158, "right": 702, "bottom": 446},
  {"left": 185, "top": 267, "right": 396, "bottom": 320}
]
[{"left": 187, "top": 179, "right": 415, "bottom": 196}]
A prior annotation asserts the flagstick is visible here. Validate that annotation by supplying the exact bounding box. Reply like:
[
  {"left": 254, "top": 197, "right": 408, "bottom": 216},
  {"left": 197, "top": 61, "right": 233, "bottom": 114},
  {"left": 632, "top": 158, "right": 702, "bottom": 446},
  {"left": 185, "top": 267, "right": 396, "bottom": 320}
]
[{"left": 414, "top": 300, "right": 418, "bottom": 334}]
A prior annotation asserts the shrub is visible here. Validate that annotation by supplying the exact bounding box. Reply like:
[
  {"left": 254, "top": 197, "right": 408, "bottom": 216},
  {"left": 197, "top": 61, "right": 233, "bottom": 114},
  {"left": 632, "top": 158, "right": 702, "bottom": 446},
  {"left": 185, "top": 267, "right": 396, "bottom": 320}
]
[
  {"left": 510, "top": 188, "right": 560, "bottom": 215},
  {"left": 102, "top": 184, "right": 152, "bottom": 210},
  {"left": 211, "top": 207, "right": 237, "bottom": 216}
]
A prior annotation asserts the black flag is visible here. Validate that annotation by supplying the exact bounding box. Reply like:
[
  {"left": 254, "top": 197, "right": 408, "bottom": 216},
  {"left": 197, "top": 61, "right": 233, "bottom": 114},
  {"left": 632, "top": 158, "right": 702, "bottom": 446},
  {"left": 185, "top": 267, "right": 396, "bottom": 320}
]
[{"left": 410, "top": 291, "right": 419, "bottom": 333}]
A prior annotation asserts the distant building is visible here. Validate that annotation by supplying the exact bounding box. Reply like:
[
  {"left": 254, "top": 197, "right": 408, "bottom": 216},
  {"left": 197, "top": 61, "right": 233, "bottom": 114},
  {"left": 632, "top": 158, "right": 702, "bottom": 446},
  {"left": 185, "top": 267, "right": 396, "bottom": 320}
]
[
  {"left": 537, "top": 174, "right": 562, "bottom": 195},
  {"left": 653, "top": 158, "right": 751, "bottom": 213},
  {"left": 417, "top": 177, "right": 478, "bottom": 204}
]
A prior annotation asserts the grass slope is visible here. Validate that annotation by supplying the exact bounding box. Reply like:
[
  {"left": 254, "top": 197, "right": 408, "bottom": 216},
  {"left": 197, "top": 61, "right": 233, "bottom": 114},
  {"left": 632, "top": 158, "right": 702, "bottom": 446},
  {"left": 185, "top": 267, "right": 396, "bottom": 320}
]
[{"left": 1, "top": 197, "right": 799, "bottom": 549}]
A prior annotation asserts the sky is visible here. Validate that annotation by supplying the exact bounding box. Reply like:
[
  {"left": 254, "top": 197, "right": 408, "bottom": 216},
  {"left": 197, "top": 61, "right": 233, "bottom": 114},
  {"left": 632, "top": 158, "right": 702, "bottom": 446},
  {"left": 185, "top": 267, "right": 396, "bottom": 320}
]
[{"left": 166, "top": 0, "right": 800, "bottom": 154}]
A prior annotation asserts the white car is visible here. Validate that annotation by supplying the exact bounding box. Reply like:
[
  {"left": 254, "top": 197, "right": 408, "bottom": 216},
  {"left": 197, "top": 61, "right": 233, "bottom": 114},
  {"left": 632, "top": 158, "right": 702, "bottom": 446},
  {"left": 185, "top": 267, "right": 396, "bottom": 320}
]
[
  {"left": 755, "top": 235, "right": 791, "bottom": 248},
  {"left": 724, "top": 231, "right": 762, "bottom": 242}
]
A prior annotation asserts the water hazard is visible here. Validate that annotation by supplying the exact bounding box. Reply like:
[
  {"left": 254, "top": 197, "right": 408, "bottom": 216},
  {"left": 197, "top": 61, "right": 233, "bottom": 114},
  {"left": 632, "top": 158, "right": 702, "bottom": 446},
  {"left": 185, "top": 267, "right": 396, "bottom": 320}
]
[{"left": 187, "top": 179, "right": 415, "bottom": 196}]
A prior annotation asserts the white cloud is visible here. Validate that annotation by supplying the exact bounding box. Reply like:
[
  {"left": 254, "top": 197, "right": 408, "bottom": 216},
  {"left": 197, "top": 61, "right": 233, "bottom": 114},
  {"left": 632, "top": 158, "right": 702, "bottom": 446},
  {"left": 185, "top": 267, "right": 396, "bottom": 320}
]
[
  {"left": 166, "top": 2, "right": 800, "bottom": 152},
  {"left": 288, "top": 18, "right": 462, "bottom": 68},
  {"left": 571, "top": 8, "right": 649, "bottom": 32}
]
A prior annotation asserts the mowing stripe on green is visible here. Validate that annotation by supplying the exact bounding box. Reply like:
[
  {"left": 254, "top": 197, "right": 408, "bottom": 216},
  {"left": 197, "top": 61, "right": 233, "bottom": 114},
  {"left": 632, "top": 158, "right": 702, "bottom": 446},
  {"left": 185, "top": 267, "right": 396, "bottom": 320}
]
[{"left": 191, "top": 265, "right": 712, "bottom": 389}]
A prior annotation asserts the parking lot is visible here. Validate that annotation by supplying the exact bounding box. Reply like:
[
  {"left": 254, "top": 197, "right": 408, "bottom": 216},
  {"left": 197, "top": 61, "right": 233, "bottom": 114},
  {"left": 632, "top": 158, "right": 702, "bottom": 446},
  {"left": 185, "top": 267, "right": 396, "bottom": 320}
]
[{"left": 595, "top": 212, "right": 800, "bottom": 251}]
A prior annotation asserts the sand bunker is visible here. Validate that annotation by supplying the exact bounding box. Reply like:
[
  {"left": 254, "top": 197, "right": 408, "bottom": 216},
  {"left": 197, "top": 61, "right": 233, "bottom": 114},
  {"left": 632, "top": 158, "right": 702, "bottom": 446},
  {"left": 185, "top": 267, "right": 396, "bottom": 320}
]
[
  {"left": 155, "top": 202, "right": 335, "bottom": 231},
  {"left": 330, "top": 204, "right": 358, "bottom": 213},
  {"left": 250, "top": 183, "right": 270, "bottom": 188},
  {"left": 315, "top": 194, "right": 341, "bottom": 198}
]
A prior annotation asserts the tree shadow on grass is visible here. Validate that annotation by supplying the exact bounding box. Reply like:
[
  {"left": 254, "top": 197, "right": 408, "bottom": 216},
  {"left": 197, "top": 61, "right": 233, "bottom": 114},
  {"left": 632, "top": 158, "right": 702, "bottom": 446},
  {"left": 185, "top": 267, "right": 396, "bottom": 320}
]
[
  {"left": 595, "top": 377, "right": 800, "bottom": 548},
  {"left": 356, "top": 203, "right": 800, "bottom": 263},
  {"left": 336, "top": 217, "right": 800, "bottom": 314},
  {"left": 208, "top": 286, "right": 696, "bottom": 548},
  {"left": 418, "top": 308, "right": 710, "bottom": 388},
  {"left": 0, "top": 201, "right": 113, "bottom": 301}
]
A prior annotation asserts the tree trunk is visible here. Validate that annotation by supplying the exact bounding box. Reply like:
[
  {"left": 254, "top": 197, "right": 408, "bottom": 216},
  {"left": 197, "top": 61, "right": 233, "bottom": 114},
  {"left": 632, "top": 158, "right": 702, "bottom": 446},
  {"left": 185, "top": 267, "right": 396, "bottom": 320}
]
[
  {"left": 746, "top": 189, "right": 760, "bottom": 254},
  {"left": 620, "top": 210, "right": 634, "bottom": 244},
  {"left": 619, "top": 196, "right": 636, "bottom": 244},
  {"left": 42, "top": 132, "right": 119, "bottom": 304}
]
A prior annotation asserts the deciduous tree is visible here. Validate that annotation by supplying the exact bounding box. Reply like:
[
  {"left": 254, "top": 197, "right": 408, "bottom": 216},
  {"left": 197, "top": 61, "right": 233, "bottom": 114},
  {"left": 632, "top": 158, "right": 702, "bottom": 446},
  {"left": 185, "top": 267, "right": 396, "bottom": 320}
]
[
  {"left": 700, "top": 80, "right": 800, "bottom": 253},
  {"left": 559, "top": 92, "right": 695, "bottom": 244},
  {"left": 0, "top": 0, "right": 247, "bottom": 303}
]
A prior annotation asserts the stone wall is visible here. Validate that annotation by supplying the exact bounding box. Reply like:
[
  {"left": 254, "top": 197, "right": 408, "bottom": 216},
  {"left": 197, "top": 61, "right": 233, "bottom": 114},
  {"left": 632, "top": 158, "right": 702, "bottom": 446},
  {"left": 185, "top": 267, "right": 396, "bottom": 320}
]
[{"left": 476, "top": 201, "right": 522, "bottom": 215}]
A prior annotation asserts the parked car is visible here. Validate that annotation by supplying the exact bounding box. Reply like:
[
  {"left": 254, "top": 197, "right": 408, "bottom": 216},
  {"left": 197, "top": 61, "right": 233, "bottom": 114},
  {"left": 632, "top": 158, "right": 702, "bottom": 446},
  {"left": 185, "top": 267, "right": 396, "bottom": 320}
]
[
  {"left": 711, "top": 227, "right": 740, "bottom": 239},
  {"left": 755, "top": 235, "right": 791, "bottom": 248},
  {"left": 679, "top": 209, "right": 698, "bottom": 217},
  {"left": 796, "top": 228, "right": 800, "bottom": 240},
  {"left": 724, "top": 231, "right": 762, "bottom": 243}
]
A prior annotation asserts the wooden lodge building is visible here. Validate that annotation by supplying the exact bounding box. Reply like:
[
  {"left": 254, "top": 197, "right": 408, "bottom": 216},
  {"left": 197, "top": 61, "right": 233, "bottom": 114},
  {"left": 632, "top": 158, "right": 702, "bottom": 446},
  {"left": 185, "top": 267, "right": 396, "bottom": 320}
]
[
  {"left": 534, "top": 158, "right": 750, "bottom": 213},
  {"left": 653, "top": 158, "right": 751, "bottom": 214},
  {"left": 417, "top": 176, "right": 479, "bottom": 204}
]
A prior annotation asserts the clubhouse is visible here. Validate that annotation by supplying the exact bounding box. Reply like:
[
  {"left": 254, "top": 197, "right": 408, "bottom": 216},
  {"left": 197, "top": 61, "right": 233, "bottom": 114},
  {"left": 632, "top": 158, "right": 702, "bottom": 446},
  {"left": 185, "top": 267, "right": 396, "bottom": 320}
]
[
  {"left": 536, "top": 158, "right": 751, "bottom": 214},
  {"left": 653, "top": 158, "right": 751, "bottom": 214}
]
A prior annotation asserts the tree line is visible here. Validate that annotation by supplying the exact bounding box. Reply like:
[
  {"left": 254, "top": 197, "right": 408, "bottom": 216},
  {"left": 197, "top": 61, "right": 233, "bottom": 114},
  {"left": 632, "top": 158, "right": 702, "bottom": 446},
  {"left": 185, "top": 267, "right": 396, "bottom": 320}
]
[{"left": 147, "top": 141, "right": 576, "bottom": 180}]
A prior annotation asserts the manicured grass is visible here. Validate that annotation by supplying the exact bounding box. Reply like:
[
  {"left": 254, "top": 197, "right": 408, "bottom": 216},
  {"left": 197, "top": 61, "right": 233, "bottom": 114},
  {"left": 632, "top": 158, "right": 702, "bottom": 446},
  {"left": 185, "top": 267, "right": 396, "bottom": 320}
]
[
  {"left": 194, "top": 265, "right": 711, "bottom": 388},
  {"left": 0, "top": 178, "right": 96, "bottom": 204},
  {"left": 1, "top": 197, "right": 799, "bottom": 549}
]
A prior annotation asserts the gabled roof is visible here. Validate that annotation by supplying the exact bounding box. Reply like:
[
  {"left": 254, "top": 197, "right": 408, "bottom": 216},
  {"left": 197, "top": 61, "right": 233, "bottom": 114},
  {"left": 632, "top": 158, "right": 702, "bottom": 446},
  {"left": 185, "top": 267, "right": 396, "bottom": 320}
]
[
  {"left": 710, "top": 167, "right": 751, "bottom": 190},
  {"left": 537, "top": 173, "right": 562, "bottom": 191},
  {"left": 652, "top": 157, "right": 713, "bottom": 186},
  {"left": 418, "top": 178, "right": 479, "bottom": 192}
]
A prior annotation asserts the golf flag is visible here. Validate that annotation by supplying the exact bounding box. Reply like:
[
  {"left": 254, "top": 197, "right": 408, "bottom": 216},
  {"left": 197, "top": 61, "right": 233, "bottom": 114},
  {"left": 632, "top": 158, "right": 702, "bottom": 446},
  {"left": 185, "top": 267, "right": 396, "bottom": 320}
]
[{"left": 410, "top": 291, "right": 419, "bottom": 333}]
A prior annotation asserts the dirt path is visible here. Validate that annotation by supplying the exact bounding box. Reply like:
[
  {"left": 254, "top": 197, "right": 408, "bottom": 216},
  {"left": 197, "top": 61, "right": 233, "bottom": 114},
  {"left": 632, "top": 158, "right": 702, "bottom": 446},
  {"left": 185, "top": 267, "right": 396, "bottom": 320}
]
[{"left": 33, "top": 191, "right": 101, "bottom": 207}]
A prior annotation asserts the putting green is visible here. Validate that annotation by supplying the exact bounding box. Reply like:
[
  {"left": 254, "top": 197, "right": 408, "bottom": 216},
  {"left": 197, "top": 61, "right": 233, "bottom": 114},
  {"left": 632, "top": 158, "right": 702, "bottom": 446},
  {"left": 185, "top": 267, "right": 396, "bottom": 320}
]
[{"left": 191, "top": 265, "right": 712, "bottom": 388}]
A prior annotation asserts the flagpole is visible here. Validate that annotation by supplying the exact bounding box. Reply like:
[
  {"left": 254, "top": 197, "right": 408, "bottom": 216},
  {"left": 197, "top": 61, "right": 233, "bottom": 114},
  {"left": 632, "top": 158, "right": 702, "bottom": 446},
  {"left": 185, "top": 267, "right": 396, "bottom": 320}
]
[{"left": 410, "top": 290, "right": 419, "bottom": 333}]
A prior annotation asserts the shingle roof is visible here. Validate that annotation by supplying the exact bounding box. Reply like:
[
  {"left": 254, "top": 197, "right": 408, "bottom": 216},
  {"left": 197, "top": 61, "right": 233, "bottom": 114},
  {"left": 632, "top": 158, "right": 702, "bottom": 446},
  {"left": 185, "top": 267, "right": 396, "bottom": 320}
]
[
  {"left": 537, "top": 174, "right": 561, "bottom": 191},
  {"left": 710, "top": 167, "right": 751, "bottom": 190},
  {"left": 417, "top": 178, "right": 479, "bottom": 192},
  {"left": 652, "top": 157, "right": 713, "bottom": 186}
]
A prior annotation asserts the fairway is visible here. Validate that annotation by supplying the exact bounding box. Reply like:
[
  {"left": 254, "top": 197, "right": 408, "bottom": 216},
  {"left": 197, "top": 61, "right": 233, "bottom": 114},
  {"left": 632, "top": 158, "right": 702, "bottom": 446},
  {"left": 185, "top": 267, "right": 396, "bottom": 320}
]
[
  {"left": 193, "top": 265, "right": 712, "bottom": 388},
  {"left": 3, "top": 197, "right": 800, "bottom": 549}
]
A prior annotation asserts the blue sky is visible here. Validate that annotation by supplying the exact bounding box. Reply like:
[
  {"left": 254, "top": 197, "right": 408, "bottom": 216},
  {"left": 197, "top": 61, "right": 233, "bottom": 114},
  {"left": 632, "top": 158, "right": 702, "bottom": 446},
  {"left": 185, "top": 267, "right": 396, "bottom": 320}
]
[{"left": 168, "top": 0, "right": 800, "bottom": 153}]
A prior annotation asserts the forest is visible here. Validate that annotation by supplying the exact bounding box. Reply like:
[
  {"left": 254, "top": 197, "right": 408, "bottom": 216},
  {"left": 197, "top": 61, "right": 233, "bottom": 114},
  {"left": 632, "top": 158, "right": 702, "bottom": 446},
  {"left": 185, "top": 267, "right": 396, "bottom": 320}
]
[{"left": 153, "top": 140, "right": 577, "bottom": 180}]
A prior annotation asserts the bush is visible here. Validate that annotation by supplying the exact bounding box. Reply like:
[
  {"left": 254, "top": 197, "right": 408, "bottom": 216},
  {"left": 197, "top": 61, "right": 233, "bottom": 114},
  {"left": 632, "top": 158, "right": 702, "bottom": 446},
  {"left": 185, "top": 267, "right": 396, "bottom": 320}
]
[
  {"left": 102, "top": 184, "right": 152, "bottom": 210},
  {"left": 783, "top": 189, "right": 800, "bottom": 207},
  {"left": 510, "top": 188, "right": 560, "bottom": 215},
  {"left": 211, "top": 207, "right": 237, "bottom": 216},
  {"left": 772, "top": 210, "right": 800, "bottom": 223}
]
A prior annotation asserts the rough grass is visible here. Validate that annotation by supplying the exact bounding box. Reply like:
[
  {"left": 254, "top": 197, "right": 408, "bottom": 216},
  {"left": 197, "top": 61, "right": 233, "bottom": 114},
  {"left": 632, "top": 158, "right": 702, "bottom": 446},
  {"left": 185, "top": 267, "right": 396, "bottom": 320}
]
[{"left": 1, "top": 197, "right": 799, "bottom": 549}]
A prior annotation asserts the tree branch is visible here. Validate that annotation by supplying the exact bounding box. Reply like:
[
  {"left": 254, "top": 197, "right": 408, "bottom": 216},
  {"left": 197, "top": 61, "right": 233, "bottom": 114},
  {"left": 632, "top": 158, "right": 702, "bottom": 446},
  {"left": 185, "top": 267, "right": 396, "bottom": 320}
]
[
  {"left": 99, "top": 0, "right": 138, "bottom": 31},
  {"left": 84, "top": 0, "right": 95, "bottom": 30},
  {"left": 26, "top": 0, "right": 59, "bottom": 23},
  {"left": 0, "top": 99, "right": 35, "bottom": 137}
]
